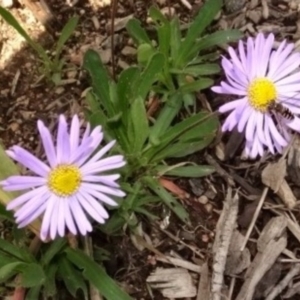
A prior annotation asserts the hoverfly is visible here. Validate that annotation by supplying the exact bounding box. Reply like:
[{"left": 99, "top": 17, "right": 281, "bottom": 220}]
[{"left": 267, "top": 100, "right": 295, "bottom": 121}]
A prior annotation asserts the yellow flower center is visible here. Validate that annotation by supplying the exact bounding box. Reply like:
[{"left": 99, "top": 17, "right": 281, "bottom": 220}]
[
  {"left": 47, "top": 165, "right": 82, "bottom": 197},
  {"left": 247, "top": 78, "right": 277, "bottom": 112}
]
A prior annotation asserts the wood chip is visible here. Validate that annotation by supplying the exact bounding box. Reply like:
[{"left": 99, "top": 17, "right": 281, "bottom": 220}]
[
  {"left": 262, "top": 159, "right": 296, "bottom": 209},
  {"left": 146, "top": 268, "right": 197, "bottom": 298}
]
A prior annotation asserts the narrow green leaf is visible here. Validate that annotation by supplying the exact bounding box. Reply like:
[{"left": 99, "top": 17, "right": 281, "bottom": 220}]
[
  {"left": 54, "top": 16, "right": 79, "bottom": 63},
  {"left": 171, "top": 64, "right": 220, "bottom": 76},
  {"left": 188, "top": 52, "right": 220, "bottom": 65},
  {"left": 157, "top": 165, "right": 215, "bottom": 177},
  {"left": 179, "top": 113, "right": 218, "bottom": 142},
  {"left": 41, "top": 238, "right": 67, "bottom": 266},
  {"left": 145, "top": 111, "right": 217, "bottom": 161},
  {"left": 129, "top": 97, "right": 149, "bottom": 152},
  {"left": 191, "top": 29, "right": 243, "bottom": 55},
  {"left": 0, "top": 238, "right": 34, "bottom": 263},
  {"left": 117, "top": 67, "right": 140, "bottom": 113},
  {"left": 58, "top": 256, "right": 88, "bottom": 298},
  {"left": 100, "top": 212, "right": 126, "bottom": 235},
  {"left": 126, "top": 18, "right": 151, "bottom": 45},
  {"left": 0, "top": 253, "right": 18, "bottom": 268},
  {"left": 134, "top": 52, "right": 165, "bottom": 99},
  {"left": 152, "top": 138, "right": 213, "bottom": 161},
  {"left": 83, "top": 50, "right": 114, "bottom": 116},
  {"left": 0, "top": 7, "right": 50, "bottom": 65},
  {"left": 0, "top": 261, "right": 24, "bottom": 283},
  {"left": 170, "top": 17, "right": 181, "bottom": 61},
  {"left": 65, "top": 249, "right": 133, "bottom": 300},
  {"left": 149, "top": 93, "right": 182, "bottom": 145},
  {"left": 179, "top": 78, "right": 213, "bottom": 93},
  {"left": 43, "top": 264, "right": 58, "bottom": 297},
  {"left": 157, "top": 22, "right": 171, "bottom": 56},
  {"left": 20, "top": 263, "right": 45, "bottom": 287},
  {"left": 26, "top": 286, "right": 42, "bottom": 300},
  {"left": 175, "top": 0, "right": 222, "bottom": 67},
  {"left": 143, "top": 176, "right": 190, "bottom": 224},
  {"left": 148, "top": 6, "right": 168, "bottom": 24}
]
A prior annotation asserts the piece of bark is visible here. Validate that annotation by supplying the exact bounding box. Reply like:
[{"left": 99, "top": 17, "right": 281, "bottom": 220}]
[
  {"left": 235, "top": 217, "right": 287, "bottom": 300},
  {"left": 211, "top": 188, "right": 239, "bottom": 300},
  {"left": 225, "top": 230, "right": 251, "bottom": 276},
  {"left": 262, "top": 159, "right": 296, "bottom": 209},
  {"left": 197, "top": 262, "right": 211, "bottom": 300}
]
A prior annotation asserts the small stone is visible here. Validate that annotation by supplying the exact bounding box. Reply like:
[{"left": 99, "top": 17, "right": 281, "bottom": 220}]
[
  {"left": 91, "top": 16, "right": 100, "bottom": 30},
  {"left": 121, "top": 46, "right": 136, "bottom": 56},
  {"left": 204, "top": 203, "right": 213, "bottom": 213},
  {"left": 118, "top": 59, "right": 129, "bottom": 70},
  {"left": 98, "top": 49, "right": 111, "bottom": 64},
  {"left": 1, "top": 0, "right": 13, "bottom": 8},
  {"left": 224, "top": 0, "right": 246, "bottom": 13},
  {"left": 67, "top": 70, "right": 77, "bottom": 79},
  {"left": 246, "top": 10, "right": 262, "bottom": 24},
  {"left": 55, "top": 87, "right": 65, "bottom": 95},
  {"left": 197, "top": 195, "right": 208, "bottom": 205},
  {"left": 106, "top": 14, "right": 134, "bottom": 32},
  {"left": 160, "top": 7, "right": 176, "bottom": 17}
]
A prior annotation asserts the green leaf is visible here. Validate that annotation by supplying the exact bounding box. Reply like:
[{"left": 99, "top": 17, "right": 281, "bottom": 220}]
[
  {"left": 188, "top": 52, "right": 220, "bottom": 65},
  {"left": 179, "top": 78, "right": 213, "bottom": 93},
  {"left": 117, "top": 67, "right": 140, "bottom": 114},
  {"left": 65, "top": 249, "right": 133, "bottom": 300},
  {"left": 54, "top": 16, "right": 79, "bottom": 65},
  {"left": 0, "top": 262, "right": 24, "bottom": 283},
  {"left": 175, "top": 0, "right": 222, "bottom": 67},
  {"left": 152, "top": 138, "right": 213, "bottom": 161},
  {"left": 149, "top": 93, "right": 182, "bottom": 145},
  {"left": 170, "top": 17, "right": 181, "bottom": 60},
  {"left": 100, "top": 212, "right": 127, "bottom": 235},
  {"left": 26, "top": 286, "right": 42, "bottom": 300},
  {"left": 190, "top": 29, "right": 243, "bottom": 56},
  {"left": 0, "top": 7, "right": 50, "bottom": 66},
  {"left": 143, "top": 176, "right": 190, "bottom": 224},
  {"left": 83, "top": 50, "right": 114, "bottom": 116},
  {"left": 145, "top": 111, "right": 217, "bottom": 161},
  {"left": 148, "top": 6, "right": 168, "bottom": 24},
  {"left": 129, "top": 97, "right": 149, "bottom": 152},
  {"left": 0, "top": 238, "right": 34, "bottom": 263},
  {"left": 43, "top": 264, "right": 58, "bottom": 297},
  {"left": 126, "top": 18, "right": 151, "bottom": 45},
  {"left": 41, "top": 238, "right": 67, "bottom": 266},
  {"left": 157, "top": 165, "right": 215, "bottom": 178},
  {"left": 137, "top": 44, "right": 156, "bottom": 65},
  {"left": 171, "top": 64, "right": 220, "bottom": 76},
  {"left": 58, "top": 256, "right": 88, "bottom": 298},
  {"left": 157, "top": 22, "right": 171, "bottom": 57},
  {"left": 20, "top": 263, "right": 45, "bottom": 287},
  {"left": 178, "top": 113, "right": 218, "bottom": 142},
  {"left": 134, "top": 52, "right": 165, "bottom": 99},
  {"left": 0, "top": 252, "right": 18, "bottom": 268}
]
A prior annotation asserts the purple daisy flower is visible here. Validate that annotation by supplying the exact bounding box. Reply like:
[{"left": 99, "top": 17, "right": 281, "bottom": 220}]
[
  {"left": 212, "top": 33, "right": 300, "bottom": 158},
  {"left": 0, "top": 115, "right": 126, "bottom": 241}
]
